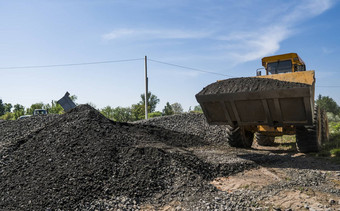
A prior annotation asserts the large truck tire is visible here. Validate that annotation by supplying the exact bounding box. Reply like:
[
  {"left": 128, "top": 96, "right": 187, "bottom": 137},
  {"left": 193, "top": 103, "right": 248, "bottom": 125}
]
[
  {"left": 255, "top": 133, "right": 275, "bottom": 146},
  {"left": 296, "top": 106, "right": 322, "bottom": 153},
  {"left": 226, "top": 125, "right": 254, "bottom": 148}
]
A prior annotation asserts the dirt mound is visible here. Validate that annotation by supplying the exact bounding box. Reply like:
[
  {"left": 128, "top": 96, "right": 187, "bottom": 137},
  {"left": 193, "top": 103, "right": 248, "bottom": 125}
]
[
  {"left": 135, "top": 113, "right": 230, "bottom": 145},
  {"left": 0, "top": 105, "right": 251, "bottom": 210},
  {"left": 197, "top": 77, "right": 310, "bottom": 95}
]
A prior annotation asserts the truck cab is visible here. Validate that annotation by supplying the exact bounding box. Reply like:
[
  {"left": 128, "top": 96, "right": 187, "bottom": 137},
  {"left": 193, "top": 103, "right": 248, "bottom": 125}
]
[
  {"left": 261, "top": 53, "right": 306, "bottom": 75},
  {"left": 33, "top": 109, "right": 48, "bottom": 116}
]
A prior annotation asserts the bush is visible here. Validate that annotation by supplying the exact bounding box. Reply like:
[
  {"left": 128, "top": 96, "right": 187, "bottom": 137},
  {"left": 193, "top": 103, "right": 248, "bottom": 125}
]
[
  {"left": 329, "top": 121, "right": 340, "bottom": 133},
  {"left": 314, "top": 118, "right": 340, "bottom": 162},
  {"left": 0, "top": 112, "right": 15, "bottom": 120},
  {"left": 330, "top": 148, "right": 340, "bottom": 157},
  {"left": 327, "top": 113, "right": 340, "bottom": 122},
  {"left": 149, "top": 112, "right": 162, "bottom": 118}
]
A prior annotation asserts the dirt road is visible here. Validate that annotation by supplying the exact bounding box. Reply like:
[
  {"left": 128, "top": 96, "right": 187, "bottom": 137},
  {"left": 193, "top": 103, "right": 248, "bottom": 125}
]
[{"left": 203, "top": 145, "right": 340, "bottom": 210}]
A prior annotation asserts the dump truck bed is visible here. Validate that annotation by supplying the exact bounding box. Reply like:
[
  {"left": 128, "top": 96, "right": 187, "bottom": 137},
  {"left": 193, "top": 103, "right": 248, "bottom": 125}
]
[{"left": 196, "top": 71, "right": 315, "bottom": 127}]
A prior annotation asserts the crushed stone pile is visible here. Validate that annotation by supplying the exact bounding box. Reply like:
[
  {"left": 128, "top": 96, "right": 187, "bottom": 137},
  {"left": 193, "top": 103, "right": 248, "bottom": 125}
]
[
  {"left": 197, "top": 77, "right": 311, "bottom": 95},
  {"left": 0, "top": 115, "right": 58, "bottom": 156},
  {"left": 0, "top": 105, "right": 255, "bottom": 210},
  {"left": 135, "top": 112, "right": 230, "bottom": 145}
]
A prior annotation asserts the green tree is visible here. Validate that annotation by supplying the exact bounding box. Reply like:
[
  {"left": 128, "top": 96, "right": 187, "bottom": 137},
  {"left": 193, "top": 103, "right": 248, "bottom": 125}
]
[
  {"left": 131, "top": 104, "right": 145, "bottom": 121},
  {"left": 101, "top": 106, "right": 115, "bottom": 120},
  {"left": 139, "top": 91, "right": 160, "bottom": 113},
  {"left": 70, "top": 95, "right": 78, "bottom": 102},
  {"left": 13, "top": 104, "right": 25, "bottom": 119},
  {"left": 193, "top": 105, "right": 203, "bottom": 113},
  {"left": 45, "top": 101, "right": 64, "bottom": 114},
  {"left": 113, "top": 107, "right": 132, "bottom": 122},
  {"left": 0, "top": 112, "right": 14, "bottom": 120},
  {"left": 0, "top": 99, "right": 4, "bottom": 116},
  {"left": 4, "top": 103, "right": 12, "bottom": 113},
  {"left": 162, "top": 102, "right": 174, "bottom": 116},
  {"left": 316, "top": 95, "right": 340, "bottom": 115},
  {"left": 13, "top": 104, "right": 25, "bottom": 112},
  {"left": 26, "top": 103, "right": 44, "bottom": 115},
  {"left": 149, "top": 111, "right": 162, "bottom": 118},
  {"left": 171, "top": 102, "right": 183, "bottom": 114},
  {"left": 101, "top": 106, "right": 132, "bottom": 122}
]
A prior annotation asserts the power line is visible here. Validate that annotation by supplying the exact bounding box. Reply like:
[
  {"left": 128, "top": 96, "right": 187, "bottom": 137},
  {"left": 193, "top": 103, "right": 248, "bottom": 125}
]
[
  {"left": 317, "top": 86, "right": 340, "bottom": 88},
  {"left": 148, "top": 58, "right": 234, "bottom": 77},
  {"left": 0, "top": 57, "right": 233, "bottom": 77},
  {"left": 0, "top": 58, "right": 144, "bottom": 70},
  {"left": 1, "top": 57, "right": 338, "bottom": 87}
]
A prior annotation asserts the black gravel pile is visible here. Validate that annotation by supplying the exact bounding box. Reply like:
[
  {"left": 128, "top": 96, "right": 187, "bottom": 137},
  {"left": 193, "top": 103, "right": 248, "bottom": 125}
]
[
  {"left": 2, "top": 105, "right": 338, "bottom": 210},
  {"left": 0, "top": 115, "right": 58, "bottom": 156},
  {"left": 197, "top": 77, "right": 311, "bottom": 95},
  {"left": 135, "top": 113, "right": 230, "bottom": 145},
  {"left": 0, "top": 105, "right": 255, "bottom": 210}
]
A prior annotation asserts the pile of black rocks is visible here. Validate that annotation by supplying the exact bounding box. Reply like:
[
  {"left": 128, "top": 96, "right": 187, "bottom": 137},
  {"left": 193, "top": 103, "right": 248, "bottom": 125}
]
[
  {"left": 197, "top": 77, "right": 310, "bottom": 95},
  {"left": 0, "top": 105, "right": 255, "bottom": 210}
]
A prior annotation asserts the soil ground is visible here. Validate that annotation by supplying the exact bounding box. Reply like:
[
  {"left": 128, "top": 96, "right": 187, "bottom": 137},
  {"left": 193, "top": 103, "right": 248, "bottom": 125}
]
[
  {"left": 209, "top": 142, "right": 340, "bottom": 210},
  {"left": 126, "top": 139, "right": 340, "bottom": 210}
]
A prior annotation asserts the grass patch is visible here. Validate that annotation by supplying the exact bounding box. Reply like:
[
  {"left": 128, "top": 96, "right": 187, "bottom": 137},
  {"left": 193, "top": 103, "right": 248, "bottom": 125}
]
[
  {"left": 330, "top": 148, "right": 340, "bottom": 157},
  {"left": 314, "top": 130, "right": 340, "bottom": 163},
  {"left": 284, "top": 177, "right": 292, "bottom": 181},
  {"left": 274, "top": 131, "right": 340, "bottom": 162},
  {"left": 241, "top": 184, "right": 250, "bottom": 189},
  {"left": 275, "top": 135, "right": 296, "bottom": 151}
]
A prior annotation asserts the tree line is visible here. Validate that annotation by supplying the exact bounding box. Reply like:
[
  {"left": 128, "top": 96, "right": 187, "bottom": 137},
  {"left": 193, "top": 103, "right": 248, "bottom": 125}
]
[
  {"left": 99, "top": 92, "right": 202, "bottom": 121},
  {"left": 0, "top": 92, "right": 203, "bottom": 121},
  {"left": 0, "top": 95, "right": 78, "bottom": 120}
]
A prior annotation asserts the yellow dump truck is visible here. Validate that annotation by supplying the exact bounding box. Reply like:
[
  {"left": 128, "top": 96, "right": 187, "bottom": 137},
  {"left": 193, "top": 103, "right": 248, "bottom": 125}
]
[{"left": 196, "top": 53, "right": 329, "bottom": 153}]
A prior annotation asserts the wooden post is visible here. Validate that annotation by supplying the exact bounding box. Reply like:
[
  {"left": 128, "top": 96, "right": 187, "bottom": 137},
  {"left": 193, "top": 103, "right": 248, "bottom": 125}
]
[{"left": 145, "top": 56, "right": 148, "bottom": 119}]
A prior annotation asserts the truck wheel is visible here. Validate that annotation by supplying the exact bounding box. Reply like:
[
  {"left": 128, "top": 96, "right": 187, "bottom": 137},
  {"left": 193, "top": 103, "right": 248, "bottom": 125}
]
[
  {"left": 226, "top": 125, "right": 254, "bottom": 148},
  {"left": 321, "top": 110, "right": 329, "bottom": 142},
  {"left": 255, "top": 133, "right": 275, "bottom": 146},
  {"left": 296, "top": 106, "right": 322, "bottom": 153}
]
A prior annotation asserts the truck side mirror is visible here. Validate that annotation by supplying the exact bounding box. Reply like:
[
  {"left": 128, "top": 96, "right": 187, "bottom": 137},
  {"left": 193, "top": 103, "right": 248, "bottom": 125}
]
[
  {"left": 256, "top": 67, "right": 264, "bottom": 76},
  {"left": 256, "top": 70, "right": 262, "bottom": 76}
]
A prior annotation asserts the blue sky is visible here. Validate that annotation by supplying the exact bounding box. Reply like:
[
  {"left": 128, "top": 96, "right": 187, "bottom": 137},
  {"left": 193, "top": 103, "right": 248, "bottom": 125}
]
[{"left": 0, "top": 0, "right": 339, "bottom": 111}]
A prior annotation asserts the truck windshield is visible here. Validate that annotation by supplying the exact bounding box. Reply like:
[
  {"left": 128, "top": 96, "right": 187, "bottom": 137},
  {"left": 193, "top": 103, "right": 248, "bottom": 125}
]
[
  {"left": 267, "top": 60, "right": 292, "bottom": 74},
  {"left": 34, "top": 110, "right": 47, "bottom": 115}
]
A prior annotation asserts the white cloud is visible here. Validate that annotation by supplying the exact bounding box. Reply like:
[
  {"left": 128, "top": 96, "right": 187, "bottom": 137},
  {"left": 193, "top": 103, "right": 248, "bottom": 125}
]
[
  {"left": 101, "top": 0, "right": 335, "bottom": 66},
  {"left": 102, "top": 29, "right": 135, "bottom": 40},
  {"left": 221, "top": 26, "right": 292, "bottom": 63},
  {"left": 283, "top": 0, "right": 333, "bottom": 23},
  {"left": 322, "top": 47, "right": 333, "bottom": 54},
  {"left": 103, "top": 28, "right": 212, "bottom": 40},
  {"left": 219, "top": 0, "right": 334, "bottom": 64}
]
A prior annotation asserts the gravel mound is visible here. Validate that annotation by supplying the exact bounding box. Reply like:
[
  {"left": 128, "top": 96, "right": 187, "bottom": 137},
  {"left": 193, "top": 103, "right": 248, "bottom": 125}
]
[
  {"left": 135, "top": 113, "right": 230, "bottom": 145},
  {"left": 0, "top": 105, "right": 253, "bottom": 210},
  {"left": 0, "top": 115, "right": 58, "bottom": 156},
  {"left": 197, "top": 77, "right": 310, "bottom": 95}
]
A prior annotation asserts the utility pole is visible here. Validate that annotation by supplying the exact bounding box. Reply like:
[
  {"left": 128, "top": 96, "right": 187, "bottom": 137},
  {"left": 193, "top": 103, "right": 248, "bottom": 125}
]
[{"left": 144, "top": 55, "right": 148, "bottom": 119}]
